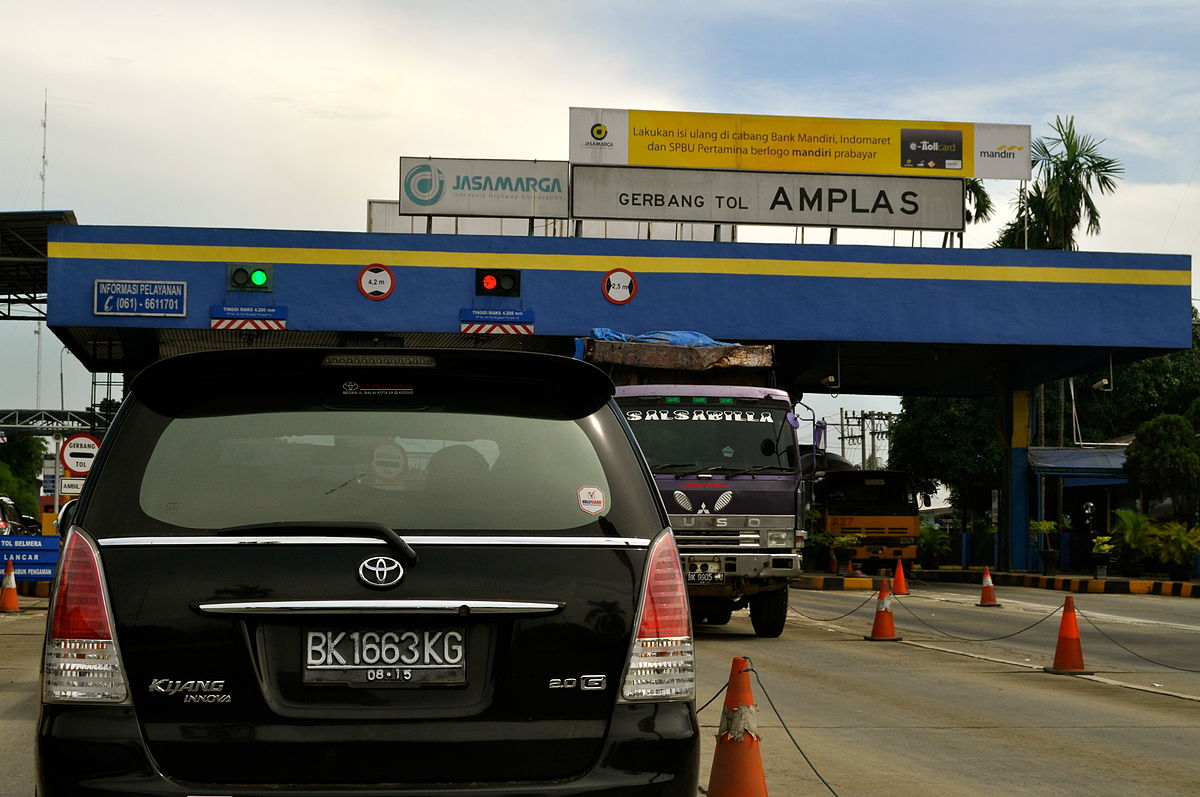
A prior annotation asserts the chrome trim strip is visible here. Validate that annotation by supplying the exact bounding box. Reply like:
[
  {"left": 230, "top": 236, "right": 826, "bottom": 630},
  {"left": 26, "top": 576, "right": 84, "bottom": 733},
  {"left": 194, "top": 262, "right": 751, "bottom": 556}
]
[
  {"left": 100, "top": 535, "right": 650, "bottom": 548},
  {"left": 196, "top": 599, "right": 563, "bottom": 615}
]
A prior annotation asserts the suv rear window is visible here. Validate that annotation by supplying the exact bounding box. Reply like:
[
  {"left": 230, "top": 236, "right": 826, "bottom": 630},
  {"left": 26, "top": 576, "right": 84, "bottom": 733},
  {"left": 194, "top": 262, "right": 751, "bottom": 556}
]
[{"left": 139, "top": 409, "right": 610, "bottom": 530}]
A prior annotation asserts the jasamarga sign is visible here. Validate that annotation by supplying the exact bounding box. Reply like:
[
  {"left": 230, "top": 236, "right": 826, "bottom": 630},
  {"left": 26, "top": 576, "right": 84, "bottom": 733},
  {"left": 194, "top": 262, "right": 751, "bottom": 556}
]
[
  {"left": 399, "top": 158, "right": 569, "bottom": 218},
  {"left": 570, "top": 108, "right": 1031, "bottom": 181},
  {"left": 572, "top": 165, "right": 965, "bottom": 231}
]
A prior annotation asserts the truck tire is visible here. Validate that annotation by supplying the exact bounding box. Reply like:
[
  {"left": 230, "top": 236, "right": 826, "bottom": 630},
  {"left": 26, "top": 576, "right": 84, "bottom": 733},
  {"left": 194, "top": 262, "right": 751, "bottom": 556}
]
[{"left": 749, "top": 588, "right": 789, "bottom": 638}]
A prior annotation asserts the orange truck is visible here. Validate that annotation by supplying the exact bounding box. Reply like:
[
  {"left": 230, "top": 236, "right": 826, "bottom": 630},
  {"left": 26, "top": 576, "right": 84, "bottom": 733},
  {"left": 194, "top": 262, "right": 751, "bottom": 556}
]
[{"left": 814, "top": 469, "right": 922, "bottom": 573}]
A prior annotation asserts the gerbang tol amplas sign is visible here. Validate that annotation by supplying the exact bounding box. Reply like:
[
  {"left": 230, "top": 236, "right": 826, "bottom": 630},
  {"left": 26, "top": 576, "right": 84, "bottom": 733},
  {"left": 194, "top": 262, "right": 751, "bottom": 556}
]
[
  {"left": 569, "top": 108, "right": 1031, "bottom": 181},
  {"left": 399, "top": 157, "right": 569, "bottom": 218}
]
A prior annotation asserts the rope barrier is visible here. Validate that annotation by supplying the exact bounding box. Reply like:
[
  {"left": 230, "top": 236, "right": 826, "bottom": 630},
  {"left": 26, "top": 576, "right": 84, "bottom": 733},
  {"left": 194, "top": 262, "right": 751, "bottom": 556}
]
[
  {"left": 695, "top": 590, "right": 1200, "bottom": 796},
  {"left": 1076, "top": 606, "right": 1200, "bottom": 673},
  {"left": 745, "top": 659, "right": 841, "bottom": 797},
  {"left": 891, "top": 595, "right": 1062, "bottom": 641},
  {"left": 695, "top": 660, "right": 839, "bottom": 796},
  {"left": 788, "top": 590, "right": 878, "bottom": 622},
  {"left": 791, "top": 586, "right": 1200, "bottom": 668}
]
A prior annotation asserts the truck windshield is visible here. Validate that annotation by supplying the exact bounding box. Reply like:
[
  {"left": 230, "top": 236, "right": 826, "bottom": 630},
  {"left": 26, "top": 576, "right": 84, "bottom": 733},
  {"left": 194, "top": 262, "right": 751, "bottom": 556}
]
[
  {"left": 617, "top": 400, "right": 797, "bottom": 473},
  {"left": 821, "top": 472, "right": 917, "bottom": 515}
]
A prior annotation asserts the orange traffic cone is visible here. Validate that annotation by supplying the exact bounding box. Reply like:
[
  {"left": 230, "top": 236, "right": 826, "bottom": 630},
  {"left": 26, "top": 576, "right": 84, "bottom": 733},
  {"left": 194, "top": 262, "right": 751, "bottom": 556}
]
[
  {"left": 707, "top": 657, "right": 769, "bottom": 797},
  {"left": 0, "top": 560, "right": 19, "bottom": 613},
  {"left": 1044, "top": 596, "right": 1093, "bottom": 675},
  {"left": 892, "top": 559, "right": 909, "bottom": 595},
  {"left": 864, "top": 578, "right": 902, "bottom": 641},
  {"left": 976, "top": 565, "right": 1002, "bottom": 607}
]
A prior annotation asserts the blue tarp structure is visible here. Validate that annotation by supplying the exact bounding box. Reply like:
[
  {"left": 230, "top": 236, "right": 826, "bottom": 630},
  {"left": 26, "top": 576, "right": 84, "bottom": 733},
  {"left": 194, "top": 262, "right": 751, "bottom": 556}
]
[
  {"left": 588, "top": 329, "right": 735, "bottom": 346},
  {"left": 1028, "top": 447, "right": 1128, "bottom": 487}
]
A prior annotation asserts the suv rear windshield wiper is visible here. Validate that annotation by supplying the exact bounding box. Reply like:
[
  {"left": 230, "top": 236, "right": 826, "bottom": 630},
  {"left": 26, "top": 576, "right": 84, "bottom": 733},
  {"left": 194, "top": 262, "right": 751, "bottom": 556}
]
[
  {"left": 698, "top": 465, "right": 795, "bottom": 477},
  {"left": 652, "top": 463, "right": 699, "bottom": 473},
  {"left": 218, "top": 521, "right": 418, "bottom": 565}
]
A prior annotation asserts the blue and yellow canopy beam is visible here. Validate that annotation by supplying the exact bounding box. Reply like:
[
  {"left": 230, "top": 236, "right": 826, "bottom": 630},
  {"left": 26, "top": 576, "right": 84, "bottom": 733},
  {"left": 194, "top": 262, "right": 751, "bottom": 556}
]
[{"left": 47, "top": 224, "right": 1191, "bottom": 396}]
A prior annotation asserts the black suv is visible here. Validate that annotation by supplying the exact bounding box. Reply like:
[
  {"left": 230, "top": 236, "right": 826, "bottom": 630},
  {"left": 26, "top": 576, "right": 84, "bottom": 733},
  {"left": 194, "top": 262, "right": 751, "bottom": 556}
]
[
  {"left": 38, "top": 348, "right": 698, "bottom": 795},
  {"left": 1, "top": 494, "right": 36, "bottom": 534}
]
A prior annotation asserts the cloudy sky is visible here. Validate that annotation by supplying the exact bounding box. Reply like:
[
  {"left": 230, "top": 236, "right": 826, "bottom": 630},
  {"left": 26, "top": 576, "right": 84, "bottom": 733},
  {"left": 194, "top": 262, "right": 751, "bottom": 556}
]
[{"left": 3, "top": 0, "right": 1198, "bottom": 448}]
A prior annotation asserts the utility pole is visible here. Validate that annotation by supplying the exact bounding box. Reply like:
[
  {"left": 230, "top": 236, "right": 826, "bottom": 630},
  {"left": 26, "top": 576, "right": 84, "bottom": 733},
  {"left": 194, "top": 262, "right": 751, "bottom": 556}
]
[
  {"left": 839, "top": 408, "right": 846, "bottom": 458},
  {"left": 40, "top": 90, "right": 48, "bottom": 210},
  {"left": 842, "top": 410, "right": 896, "bottom": 469}
]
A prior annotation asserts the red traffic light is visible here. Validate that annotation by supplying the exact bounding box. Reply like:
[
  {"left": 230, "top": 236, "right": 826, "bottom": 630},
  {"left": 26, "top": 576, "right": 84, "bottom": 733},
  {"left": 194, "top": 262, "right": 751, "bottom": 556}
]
[{"left": 475, "top": 269, "right": 520, "bottom": 297}]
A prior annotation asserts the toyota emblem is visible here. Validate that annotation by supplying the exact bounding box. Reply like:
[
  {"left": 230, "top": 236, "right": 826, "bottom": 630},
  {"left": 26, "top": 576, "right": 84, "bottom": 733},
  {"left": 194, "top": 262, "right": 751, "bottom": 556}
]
[{"left": 358, "top": 556, "right": 405, "bottom": 589}]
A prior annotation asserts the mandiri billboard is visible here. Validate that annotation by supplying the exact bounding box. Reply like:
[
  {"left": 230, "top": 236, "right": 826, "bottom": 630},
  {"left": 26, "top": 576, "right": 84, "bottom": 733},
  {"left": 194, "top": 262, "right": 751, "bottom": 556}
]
[
  {"left": 569, "top": 108, "right": 1031, "bottom": 181},
  {"left": 399, "top": 157, "right": 569, "bottom": 218},
  {"left": 571, "top": 165, "right": 965, "bottom": 231}
]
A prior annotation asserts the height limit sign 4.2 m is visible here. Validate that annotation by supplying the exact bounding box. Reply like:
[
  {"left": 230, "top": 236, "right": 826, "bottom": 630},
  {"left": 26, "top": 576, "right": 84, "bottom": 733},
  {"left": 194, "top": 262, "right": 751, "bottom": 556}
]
[{"left": 358, "top": 264, "right": 395, "bottom": 301}]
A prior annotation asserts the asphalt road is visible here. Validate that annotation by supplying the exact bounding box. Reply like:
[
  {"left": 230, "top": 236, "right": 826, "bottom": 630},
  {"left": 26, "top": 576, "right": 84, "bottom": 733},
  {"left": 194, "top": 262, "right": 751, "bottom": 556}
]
[
  {"left": 694, "top": 582, "right": 1200, "bottom": 796},
  {"left": 5, "top": 584, "right": 1200, "bottom": 796},
  {"left": 0, "top": 599, "right": 45, "bottom": 797}
]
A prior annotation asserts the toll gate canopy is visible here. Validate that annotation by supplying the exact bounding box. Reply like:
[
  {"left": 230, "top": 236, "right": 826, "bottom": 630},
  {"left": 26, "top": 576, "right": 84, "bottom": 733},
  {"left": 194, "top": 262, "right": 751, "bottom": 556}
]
[{"left": 45, "top": 224, "right": 1192, "bottom": 398}]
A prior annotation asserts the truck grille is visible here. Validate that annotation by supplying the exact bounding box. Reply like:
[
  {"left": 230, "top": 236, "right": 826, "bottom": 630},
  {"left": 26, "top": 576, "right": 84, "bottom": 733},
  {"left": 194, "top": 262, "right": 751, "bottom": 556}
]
[
  {"left": 674, "top": 529, "right": 762, "bottom": 550},
  {"left": 668, "top": 515, "right": 792, "bottom": 551}
]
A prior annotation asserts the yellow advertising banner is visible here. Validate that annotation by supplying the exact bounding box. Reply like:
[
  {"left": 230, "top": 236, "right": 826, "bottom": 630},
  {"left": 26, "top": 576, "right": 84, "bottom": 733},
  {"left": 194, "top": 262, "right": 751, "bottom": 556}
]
[{"left": 569, "top": 108, "right": 1031, "bottom": 180}]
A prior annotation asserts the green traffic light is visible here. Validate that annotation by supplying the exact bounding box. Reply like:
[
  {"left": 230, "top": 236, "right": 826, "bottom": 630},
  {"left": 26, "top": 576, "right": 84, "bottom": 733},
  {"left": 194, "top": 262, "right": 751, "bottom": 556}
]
[{"left": 227, "top": 263, "right": 273, "bottom": 291}]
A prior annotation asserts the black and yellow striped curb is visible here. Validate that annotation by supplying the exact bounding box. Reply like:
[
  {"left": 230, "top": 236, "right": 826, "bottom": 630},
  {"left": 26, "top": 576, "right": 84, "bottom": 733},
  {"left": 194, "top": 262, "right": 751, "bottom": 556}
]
[
  {"left": 793, "top": 571, "right": 1199, "bottom": 597},
  {"left": 992, "top": 572, "right": 1200, "bottom": 597},
  {"left": 792, "top": 575, "right": 876, "bottom": 591}
]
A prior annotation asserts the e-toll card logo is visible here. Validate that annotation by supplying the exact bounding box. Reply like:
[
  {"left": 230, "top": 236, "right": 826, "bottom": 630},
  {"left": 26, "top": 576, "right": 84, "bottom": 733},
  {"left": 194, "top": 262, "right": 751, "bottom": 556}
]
[{"left": 900, "top": 128, "right": 963, "bottom": 170}]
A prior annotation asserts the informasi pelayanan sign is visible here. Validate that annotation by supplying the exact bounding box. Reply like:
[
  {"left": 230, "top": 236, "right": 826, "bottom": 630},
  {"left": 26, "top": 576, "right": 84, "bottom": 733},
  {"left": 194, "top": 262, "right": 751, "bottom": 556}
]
[
  {"left": 569, "top": 108, "right": 1031, "bottom": 181},
  {"left": 571, "top": 165, "right": 964, "bottom": 231},
  {"left": 399, "top": 157, "right": 569, "bottom": 218}
]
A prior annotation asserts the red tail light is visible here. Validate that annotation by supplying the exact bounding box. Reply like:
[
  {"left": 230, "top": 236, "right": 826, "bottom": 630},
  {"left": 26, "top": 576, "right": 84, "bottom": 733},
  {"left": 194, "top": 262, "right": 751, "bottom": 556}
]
[
  {"left": 51, "top": 532, "right": 113, "bottom": 640},
  {"left": 635, "top": 532, "right": 691, "bottom": 639},
  {"left": 43, "top": 530, "right": 128, "bottom": 703},
  {"left": 620, "top": 530, "right": 694, "bottom": 701}
]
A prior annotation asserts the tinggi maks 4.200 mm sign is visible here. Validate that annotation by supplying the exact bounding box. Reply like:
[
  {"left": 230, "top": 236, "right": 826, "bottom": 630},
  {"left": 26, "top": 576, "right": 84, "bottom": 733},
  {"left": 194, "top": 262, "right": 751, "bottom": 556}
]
[
  {"left": 571, "top": 165, "right": 965, "bottom": 231},
  {"left": 399, "top": 157, "right": 569, "bottom": 218}
]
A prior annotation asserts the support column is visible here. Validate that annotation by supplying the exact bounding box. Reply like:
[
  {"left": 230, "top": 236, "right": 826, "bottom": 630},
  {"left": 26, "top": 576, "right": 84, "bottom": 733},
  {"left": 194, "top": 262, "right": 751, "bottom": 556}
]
[{"left": 1001, "top": 390, "right": 1034, "bottom": 571}]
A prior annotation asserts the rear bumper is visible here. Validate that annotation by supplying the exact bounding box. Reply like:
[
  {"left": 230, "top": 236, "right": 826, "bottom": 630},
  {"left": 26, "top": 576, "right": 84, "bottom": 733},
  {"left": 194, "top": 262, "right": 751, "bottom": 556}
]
[
  {"left": 853, "top": 543, "right": 918, "bottom": 560},
  {"left": 37, "top": 702, "right": 699, "bottom": 796},
  {"left": 681, "top": 552, "right": 800, "bottom": 597}
]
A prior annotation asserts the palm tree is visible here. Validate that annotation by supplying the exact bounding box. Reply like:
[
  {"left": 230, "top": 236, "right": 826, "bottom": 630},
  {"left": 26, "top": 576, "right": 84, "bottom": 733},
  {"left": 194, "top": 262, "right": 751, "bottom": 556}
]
[
  {"left": 992, "top": 115, "right": 1123, "bottom": 250},
  {"left": 991, "top": 182, "right": 1053, "bottom": 249},
  {"left": 945, "top": 178, "right": 995, "bottom": 246},
  {"left": 964, "top": 178, "right": 995, "bottom": 226}
]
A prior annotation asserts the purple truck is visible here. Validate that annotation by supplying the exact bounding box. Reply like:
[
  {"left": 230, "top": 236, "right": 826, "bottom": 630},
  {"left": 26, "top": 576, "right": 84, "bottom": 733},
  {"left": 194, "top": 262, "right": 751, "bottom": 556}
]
[{"left": 614, "top": 384, "right": 804, "bottom": 637}]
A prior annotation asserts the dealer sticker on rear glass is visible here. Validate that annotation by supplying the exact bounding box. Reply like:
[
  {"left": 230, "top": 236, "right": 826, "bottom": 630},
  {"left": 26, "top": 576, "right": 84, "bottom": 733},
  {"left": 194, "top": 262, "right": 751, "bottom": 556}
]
[{"left": 578, "top": 486, "right": 605, "bottom": 515}]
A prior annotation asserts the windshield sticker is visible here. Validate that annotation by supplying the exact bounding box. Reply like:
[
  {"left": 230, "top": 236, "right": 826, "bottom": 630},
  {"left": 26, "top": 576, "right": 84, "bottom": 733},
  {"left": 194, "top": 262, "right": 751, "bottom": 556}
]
[
  {"left": 721, "top": 446, "right": 734, "bottom": 458},
  {"left": 368, "top": 443, "right": 409, "bottom": 490},
  {"left": 625, "top": 410, "right": 774, "bottom": 423},
  {"left": 578, "top": 486, "right": 605, "bottom": 515}
]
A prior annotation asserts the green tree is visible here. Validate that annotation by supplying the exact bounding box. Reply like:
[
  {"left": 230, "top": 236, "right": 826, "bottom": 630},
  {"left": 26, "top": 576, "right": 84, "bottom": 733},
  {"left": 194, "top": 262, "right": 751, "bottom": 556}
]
[
  {"left": 992, "top": 183, "right": 1053, "bottom": 249},
  {"left": 1073, "top": 309, "right": 1200, "bottom": 441},
  {"left": 0, "top": 434, "right": 48, "bottom": 515},
  {"left": 993, "top": 116, "right": 1123, "bottom": 251},
  {"left": 1185, "top": 396, "right": 1200, "bottom": 432},
  {"left": 887, "top": 396, "right": 1003, "bottom": 521},
  {"left": 945, "top": 178, "right": 994, "bottom": 247},
  {"left": 963, "top": 178, "right": 995, "bottom": 226},
  {"left": 1123, "top": 414, "right": 1200, "bottom": 526}
]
